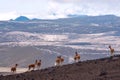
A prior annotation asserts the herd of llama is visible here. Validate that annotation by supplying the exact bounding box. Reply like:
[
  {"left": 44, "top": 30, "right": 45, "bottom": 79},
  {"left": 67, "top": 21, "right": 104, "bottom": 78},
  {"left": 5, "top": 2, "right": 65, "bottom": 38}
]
[{"left": 11, "top": 45, "right": 114, "bottom": 73}]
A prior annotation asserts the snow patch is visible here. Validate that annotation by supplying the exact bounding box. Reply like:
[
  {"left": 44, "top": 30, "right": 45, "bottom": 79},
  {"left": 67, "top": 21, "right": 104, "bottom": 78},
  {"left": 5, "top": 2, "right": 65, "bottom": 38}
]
[{"left": 5, "top": 31, "right": 68, "bottom": 42}]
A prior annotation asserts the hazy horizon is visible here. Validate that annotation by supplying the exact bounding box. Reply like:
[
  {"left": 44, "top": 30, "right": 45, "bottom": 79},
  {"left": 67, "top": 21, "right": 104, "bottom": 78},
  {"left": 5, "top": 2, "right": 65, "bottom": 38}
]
[{"left": 0, "top": 0, "right": 120, "bottom": 20}]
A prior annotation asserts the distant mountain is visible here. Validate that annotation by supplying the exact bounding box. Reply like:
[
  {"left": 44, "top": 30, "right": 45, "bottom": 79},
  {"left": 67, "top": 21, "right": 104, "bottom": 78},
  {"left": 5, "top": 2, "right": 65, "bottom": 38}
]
[
  {"left": 12, "top": 16, "right": 41, "bottom": 21},
  {"left": 14, "top": 16, "right": 30, "bottom": 21},
  {"left": 31, "top": 18, "right": 40, "bottom": 21},
  {"left": 12, "top": 15, "right": 119, "bottom": 22},
  {"left": 56, "top": 14, "right": 120, "bottom": 25},
  {"left": 67, "top": 14, "right": 118, "bottom": 18},
  {"left": 67, "top": 14, "right": 88, "bottom": 18}
]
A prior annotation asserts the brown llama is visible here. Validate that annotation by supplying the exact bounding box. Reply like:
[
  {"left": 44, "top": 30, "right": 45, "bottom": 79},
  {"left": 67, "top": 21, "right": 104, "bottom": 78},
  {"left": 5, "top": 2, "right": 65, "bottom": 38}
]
[
  {"left": 109, "top": 45, "right": 115, "bottom": 57},
  {"left": 74, "top": 52, "right": 80, "bottom": 62},
  {"left": 11, "top": 64, "right": 18, "bottom": 73},
  {"left": 55, "top": 56, "right": 64, "bottom": 66},
  {"left": 60, "top": 57, "right": 64, "bottom": 64},
  {"left": 36, "top": 60, "right": 41, "bottom": 70},
  {"left": 28, "top": 60, "right": 37, "bottom": 71},
  {"left": 55, "top": 56, "right": 61, "bottom": 66}
]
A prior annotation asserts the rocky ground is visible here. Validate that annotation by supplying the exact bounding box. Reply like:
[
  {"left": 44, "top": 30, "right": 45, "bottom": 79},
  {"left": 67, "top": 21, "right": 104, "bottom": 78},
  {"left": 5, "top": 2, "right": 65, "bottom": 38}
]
[{"left": 0, "top": 55, "right": 120, "bottom": 80}]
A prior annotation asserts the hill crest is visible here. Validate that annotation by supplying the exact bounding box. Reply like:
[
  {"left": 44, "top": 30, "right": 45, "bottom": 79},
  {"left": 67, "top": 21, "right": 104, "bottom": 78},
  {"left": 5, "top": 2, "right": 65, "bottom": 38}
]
[{"left": 1, "top": 55, "right": 120, "bottom": 80}]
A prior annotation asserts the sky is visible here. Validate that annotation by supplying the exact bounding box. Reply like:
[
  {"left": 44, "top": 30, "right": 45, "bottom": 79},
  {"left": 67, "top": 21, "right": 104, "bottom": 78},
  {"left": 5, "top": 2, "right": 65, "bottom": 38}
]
[{"left": 0, "top": 0, "right": 120, "bottom": 20}]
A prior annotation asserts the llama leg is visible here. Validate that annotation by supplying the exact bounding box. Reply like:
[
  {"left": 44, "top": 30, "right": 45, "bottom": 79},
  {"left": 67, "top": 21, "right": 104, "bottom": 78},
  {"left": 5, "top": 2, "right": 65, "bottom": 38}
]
[{"left": 28, "top": 66, "right": 31, "bottom": 71}]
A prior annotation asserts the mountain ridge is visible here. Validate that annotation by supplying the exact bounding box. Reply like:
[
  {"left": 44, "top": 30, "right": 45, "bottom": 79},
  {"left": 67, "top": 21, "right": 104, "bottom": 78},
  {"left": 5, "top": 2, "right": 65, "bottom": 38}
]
[
  {"left": 14, "top": 16, "right": 30, "bottom": 21},
  {"left": 10, "top": 14, "right": 120, "bottom": 22}
]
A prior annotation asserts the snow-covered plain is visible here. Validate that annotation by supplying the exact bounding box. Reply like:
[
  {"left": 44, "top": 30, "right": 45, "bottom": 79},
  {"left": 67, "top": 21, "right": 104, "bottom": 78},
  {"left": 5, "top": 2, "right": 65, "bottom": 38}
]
[
  {"left": 0, "top": 67, "right": 27, "bottom": 73},
  {"left": 1, "top": 31, "right": 120, "bottom": 52}
]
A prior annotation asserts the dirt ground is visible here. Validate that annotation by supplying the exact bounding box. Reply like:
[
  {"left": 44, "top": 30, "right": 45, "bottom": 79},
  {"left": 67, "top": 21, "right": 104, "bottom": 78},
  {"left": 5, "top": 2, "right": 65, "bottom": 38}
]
[{"left": 0, "top": 55, "right": 120, "bottom": 80}]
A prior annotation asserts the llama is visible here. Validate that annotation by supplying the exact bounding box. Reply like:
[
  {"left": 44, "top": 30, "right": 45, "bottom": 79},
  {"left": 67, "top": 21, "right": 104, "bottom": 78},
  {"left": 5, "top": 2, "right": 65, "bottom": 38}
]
[
  {"left": 55, "top": 56, "right": 64, "bottom": 66},
  {"left": 11, "top": 64, "right": 18, "bottom": 73},
  {"left": 55, "top": 56, "right": 61, "bottom": 66},
  {"left": 28, "top": 60, "right": 37, "bottom": 71},
  {"left": 109, "top": 45, "right": 115, "bottom": 57},
  {"left": 74, "top": 52, "right": 80, "bottom": 62},
  {"left": 60, "top": 57, "right": 64, "bottom": 65},
  {"left": 36, "top": 60, "right": 41, "bottom": 70}
]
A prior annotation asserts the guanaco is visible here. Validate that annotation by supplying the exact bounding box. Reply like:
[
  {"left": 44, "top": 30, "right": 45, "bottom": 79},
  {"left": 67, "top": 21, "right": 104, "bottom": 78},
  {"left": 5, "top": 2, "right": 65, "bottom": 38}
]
[
  {"left": 36, "top": 60, "right": 41, "bottom": 69},
  {"left": 74, "top": 52, "right": 80, "bottom": 62},
  {"left": 55, "top": 56, "right": 64, "bottom": 66},
  {"left": 11, "top": 64, "right": 18, "bottom": 73},
  {"left": 28, "top": 60, "right": 37, "bottom": 71},
  {"left": 109, "top": 45, "right": 115, "bottom": 57}
]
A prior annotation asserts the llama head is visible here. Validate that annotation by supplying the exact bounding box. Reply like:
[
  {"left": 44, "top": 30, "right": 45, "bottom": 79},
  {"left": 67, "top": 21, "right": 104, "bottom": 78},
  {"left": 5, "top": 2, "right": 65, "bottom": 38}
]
[
  {"left": 109, "top": 45, "right": 111, "bottom": 49},
  {"left": 15, "top": 64, "right": 18, "bottom": 67},
  {"left": 59, "top": 56, "right": 61, "bottom": 58},
  {"left": 75, "top": 51, "right": 78, "bottom": 55},
  {"left": 35, "top": 60, "right": 38, "bottom": 64},
  {"left": 39, "top": 60, "right": 41, "bottom": 62},
  {"left": 57, "top": 56, "right": 61, "bottom": 59}
]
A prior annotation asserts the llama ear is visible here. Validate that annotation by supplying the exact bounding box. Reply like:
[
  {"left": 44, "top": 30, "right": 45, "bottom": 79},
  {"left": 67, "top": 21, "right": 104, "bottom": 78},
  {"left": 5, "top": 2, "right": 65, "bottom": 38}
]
[
  {"left": 75, "top": 51, "right": 77, "bottom": 54},
  {"left": 35, "top": 60, "right": 38, "bottom": 62},
  {"left": 109, "top": 45, "right": 111, "bottom": 48}
]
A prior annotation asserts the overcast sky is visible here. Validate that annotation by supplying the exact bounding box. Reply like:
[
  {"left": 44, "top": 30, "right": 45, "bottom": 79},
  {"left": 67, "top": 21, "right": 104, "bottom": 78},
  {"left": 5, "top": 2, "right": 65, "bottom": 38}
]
[{"left": 0, "top": 0, "right": 120, "bottom": 20}]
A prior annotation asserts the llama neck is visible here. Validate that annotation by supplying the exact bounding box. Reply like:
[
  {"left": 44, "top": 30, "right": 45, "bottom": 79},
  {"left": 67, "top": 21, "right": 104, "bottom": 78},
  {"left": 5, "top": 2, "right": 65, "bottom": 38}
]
[
  {"left": 34, "top": 61, "right": 37, "bottom": 65},
  {"left": 15, "top": 65, "right": 17, "bottom": 68},
  {"left": 109, "top": 47, "right": 112, "bottom": 50},
  {"left": 76, "top": 54, "right": 79, "bottom": 56}
]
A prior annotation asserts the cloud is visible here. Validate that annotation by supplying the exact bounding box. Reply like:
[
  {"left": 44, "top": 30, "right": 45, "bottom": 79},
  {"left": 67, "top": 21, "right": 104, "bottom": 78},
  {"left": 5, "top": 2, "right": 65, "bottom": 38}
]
[
  {"left": 46, "top": 1, "right": 86, "bottom": 19},
  {"left": 52, "top": 0, "right": 119, "bottom": 3},
  {"left": 0, "top": 0, "right": 120, "bottom": 20},
  {"left": 0, "top": 11, "right": 40, "bottom": 20},
  {"left": 0, "top": 11, "right": 18, "bottom": 20},
  {"left": 48, "top": 0, "right": 120, "bottom": 17},
  {"left": 52, "top": 0, "right": 81, "bottom": 3}
]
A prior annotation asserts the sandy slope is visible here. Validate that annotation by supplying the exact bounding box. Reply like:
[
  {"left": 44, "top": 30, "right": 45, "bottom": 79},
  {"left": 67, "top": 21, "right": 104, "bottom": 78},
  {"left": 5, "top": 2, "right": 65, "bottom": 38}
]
[{"left": 0, "top": 55, "right": 120, "bottom": 80}]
